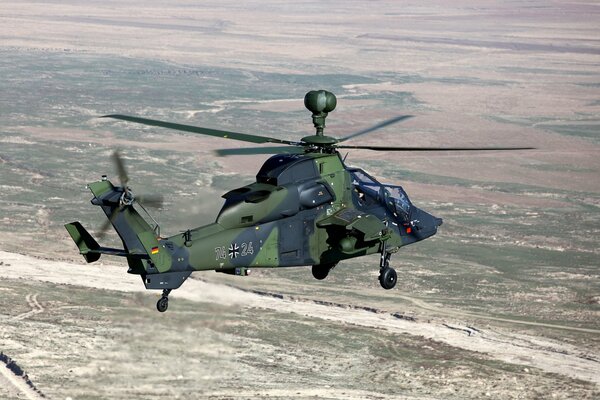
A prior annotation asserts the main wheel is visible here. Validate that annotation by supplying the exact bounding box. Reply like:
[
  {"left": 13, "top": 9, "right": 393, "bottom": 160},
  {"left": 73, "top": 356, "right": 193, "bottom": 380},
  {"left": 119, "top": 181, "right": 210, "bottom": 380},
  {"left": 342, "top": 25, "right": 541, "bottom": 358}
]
[
  {"left": 156, "top": 296, "right": 169, "bottom": 312},
  {"left": 379, "top": 267, "right": 397, "bottom": 290},
  {"left": 311, "top": 263, "right": 336, "bottom": 280}
]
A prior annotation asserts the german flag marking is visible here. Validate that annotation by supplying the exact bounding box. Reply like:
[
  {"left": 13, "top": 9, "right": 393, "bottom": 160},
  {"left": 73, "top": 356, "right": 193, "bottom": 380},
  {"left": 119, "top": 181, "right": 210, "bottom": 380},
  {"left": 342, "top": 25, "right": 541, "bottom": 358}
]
[{"left": 151, "top": 246, "right": 159, "bottom": 255}]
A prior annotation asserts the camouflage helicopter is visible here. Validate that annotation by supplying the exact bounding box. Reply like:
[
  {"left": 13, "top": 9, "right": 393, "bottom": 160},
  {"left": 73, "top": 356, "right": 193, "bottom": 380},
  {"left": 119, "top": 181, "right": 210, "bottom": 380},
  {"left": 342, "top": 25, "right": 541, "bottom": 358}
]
[{"left": 65, "top": 90, "right": 531, "bottom": 312}]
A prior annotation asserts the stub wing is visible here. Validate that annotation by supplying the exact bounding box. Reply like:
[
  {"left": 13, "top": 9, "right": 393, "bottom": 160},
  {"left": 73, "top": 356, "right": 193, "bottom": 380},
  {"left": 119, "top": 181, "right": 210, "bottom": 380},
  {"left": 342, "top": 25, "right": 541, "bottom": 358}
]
[{"left": 317, "top": 208, "right": 389, "bottom": 241}]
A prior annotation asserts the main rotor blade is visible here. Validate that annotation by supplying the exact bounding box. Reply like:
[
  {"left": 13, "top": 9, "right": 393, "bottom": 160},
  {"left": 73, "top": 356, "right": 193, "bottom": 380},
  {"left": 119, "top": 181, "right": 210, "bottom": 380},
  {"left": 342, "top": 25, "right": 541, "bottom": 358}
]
[
  {"left": 214, "top": 146, "right": 305, "bottom": 157},
  {"left": 337, "top": 115, "right": 414, "bottom": 142},
  {"left": 336, "top": 145, "right": 536, "bottom": 151},
  {"left": 97, "top": 207, "right": 121, "bottom": 239},
  {"left": 111, "top": 150, "right": 129, "bottom": 186},
  {"left": 136, "top": 194, "right": 164, "bottom": 208},
  {"left": 102, "top": 114, "right": 296, "bottom": 145}
]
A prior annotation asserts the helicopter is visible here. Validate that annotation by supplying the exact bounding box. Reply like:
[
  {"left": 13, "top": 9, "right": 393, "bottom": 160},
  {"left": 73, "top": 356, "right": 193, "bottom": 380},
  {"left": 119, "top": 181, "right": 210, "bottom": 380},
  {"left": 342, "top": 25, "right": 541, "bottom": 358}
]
[{"left": 65, "top": 90, "right": 532, "bottom": 312}]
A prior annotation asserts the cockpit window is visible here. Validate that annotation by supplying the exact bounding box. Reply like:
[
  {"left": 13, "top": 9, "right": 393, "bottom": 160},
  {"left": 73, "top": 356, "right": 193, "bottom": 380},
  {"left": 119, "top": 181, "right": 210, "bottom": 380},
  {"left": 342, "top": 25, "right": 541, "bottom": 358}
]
[
  {"left": 349, "top": 168, "right": 412, "bottom": 220},
  {"left": 383, "top": 186, "right": 412, "bottom": 221},
  {"left": 350, "top": 169, "right": 377, "bottom": 186},
  {"left": 349, "top": 169, "right": 380, "bottom": 200}
]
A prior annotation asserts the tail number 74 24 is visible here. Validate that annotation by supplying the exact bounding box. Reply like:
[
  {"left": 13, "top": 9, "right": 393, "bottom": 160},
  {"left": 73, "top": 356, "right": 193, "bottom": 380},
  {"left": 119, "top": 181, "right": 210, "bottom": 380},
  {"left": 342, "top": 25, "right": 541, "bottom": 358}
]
[{"left": 215, "top": 242, "right": 254, "bottom": 260}]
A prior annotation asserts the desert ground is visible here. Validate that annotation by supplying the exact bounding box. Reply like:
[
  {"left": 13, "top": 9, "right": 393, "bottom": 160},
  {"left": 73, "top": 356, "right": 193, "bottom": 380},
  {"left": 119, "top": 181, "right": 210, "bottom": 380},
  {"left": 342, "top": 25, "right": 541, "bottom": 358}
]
[{"left": 0, "top": 1, "right": 599, "bottom": 399}]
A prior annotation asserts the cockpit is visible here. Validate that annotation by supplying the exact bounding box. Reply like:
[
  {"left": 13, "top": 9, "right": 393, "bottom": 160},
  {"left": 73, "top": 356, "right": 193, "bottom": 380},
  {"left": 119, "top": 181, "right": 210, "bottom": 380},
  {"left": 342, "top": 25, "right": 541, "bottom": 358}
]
[{"left": 348, "top": 168, "right": 412, "bottom": 222}]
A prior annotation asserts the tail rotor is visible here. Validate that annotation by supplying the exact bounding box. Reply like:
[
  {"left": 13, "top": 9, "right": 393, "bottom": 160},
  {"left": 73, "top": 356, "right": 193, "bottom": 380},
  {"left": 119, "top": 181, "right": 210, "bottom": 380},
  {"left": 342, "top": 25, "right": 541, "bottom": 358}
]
[{"left": 97, "top": 151, "right": 164, "bottom": 238}]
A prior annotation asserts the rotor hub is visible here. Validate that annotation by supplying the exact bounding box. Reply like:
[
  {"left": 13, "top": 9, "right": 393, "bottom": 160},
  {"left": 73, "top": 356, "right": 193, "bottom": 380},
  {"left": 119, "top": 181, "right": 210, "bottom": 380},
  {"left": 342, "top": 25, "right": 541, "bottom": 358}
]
[
  {"left": 120, "top": 188, "right": 135, "bottom": 206},
  {"left": 300, "top": 134, "right": 339, "bottom": 146}
]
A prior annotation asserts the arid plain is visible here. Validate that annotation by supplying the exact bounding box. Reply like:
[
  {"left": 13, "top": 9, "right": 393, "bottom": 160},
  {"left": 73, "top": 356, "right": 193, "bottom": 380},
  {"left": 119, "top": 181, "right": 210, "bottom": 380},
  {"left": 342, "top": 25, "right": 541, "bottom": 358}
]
[{"left": 0, "top": 1, "right": 599, "bottom": 399}]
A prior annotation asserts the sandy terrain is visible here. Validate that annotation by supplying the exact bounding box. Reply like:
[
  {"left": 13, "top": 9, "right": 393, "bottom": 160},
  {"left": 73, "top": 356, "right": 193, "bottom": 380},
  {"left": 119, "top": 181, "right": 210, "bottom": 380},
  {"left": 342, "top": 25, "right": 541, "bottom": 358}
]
[{"left": 0, "top": 250, "right": 599, "bottom": 399}]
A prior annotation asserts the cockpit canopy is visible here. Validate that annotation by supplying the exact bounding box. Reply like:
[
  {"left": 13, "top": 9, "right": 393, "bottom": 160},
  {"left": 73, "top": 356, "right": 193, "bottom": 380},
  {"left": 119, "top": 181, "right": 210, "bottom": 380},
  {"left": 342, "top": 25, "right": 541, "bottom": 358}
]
[{"left": 348, "top": 168, "right": 412, "bottom": 221}]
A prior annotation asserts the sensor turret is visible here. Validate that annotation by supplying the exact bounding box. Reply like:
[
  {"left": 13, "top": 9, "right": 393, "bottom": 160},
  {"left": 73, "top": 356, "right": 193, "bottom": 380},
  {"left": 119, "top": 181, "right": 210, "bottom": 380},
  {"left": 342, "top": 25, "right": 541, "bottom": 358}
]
[{"left": 304, "top": 90, "right": 337, "bottom": 136}]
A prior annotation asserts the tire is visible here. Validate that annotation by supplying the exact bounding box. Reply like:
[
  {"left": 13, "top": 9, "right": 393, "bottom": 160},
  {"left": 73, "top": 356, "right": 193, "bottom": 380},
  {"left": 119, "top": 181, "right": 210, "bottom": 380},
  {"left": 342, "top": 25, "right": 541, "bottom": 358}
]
[
  {"left": 311, "top": 263, "right": 336, "bottom": 280},
  {"left": 156, "top": 296, "right": 169, "bottom": 312},
  {"left": 379, "top": 267, "right": 397, "bottom": 290}
]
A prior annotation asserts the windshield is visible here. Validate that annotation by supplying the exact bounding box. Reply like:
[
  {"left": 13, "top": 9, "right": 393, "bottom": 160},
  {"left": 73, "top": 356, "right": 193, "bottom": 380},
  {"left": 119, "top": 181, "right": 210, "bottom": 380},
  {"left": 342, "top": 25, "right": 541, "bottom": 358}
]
[{"left": 349, "top": 169, "right": 380, "bottom": 199}]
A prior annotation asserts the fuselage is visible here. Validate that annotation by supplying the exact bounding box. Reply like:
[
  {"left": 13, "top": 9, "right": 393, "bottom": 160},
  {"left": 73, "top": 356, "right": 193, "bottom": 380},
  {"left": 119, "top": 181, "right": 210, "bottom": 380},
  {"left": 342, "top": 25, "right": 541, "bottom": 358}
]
[{"left": 157, "top": 152, "right": 442, "bottom": 274}]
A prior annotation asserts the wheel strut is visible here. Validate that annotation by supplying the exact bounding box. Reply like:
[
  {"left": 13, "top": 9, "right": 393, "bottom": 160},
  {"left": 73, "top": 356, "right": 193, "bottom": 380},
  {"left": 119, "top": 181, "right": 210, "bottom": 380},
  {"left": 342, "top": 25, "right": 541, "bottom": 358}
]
[
  {"left": 379, "top": 245, "right": 391, "bottom": 270},
  {"left": 378, "top": 241, "right": 397, "bottom": 290}
]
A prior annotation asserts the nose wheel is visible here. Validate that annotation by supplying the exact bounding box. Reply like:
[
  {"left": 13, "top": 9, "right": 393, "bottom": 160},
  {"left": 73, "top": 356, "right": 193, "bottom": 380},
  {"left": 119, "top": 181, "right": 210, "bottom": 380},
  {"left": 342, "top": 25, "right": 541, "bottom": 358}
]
[
  {"left": 378, "top": 247, "right": 397, "bottom": 290},
  {"left": 156, "top": 289, "right": 171, "bottom": 312}
]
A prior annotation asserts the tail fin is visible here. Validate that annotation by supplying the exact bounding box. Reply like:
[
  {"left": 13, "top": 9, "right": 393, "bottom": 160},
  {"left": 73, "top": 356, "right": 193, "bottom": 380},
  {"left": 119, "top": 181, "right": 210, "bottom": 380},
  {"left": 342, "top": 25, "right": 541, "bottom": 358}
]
[
  {"left": 65, "top": 221, "right": 101, "bottom": 263},
  {"left": 87, "top": 180, "right": 155, "bottom": 252}
]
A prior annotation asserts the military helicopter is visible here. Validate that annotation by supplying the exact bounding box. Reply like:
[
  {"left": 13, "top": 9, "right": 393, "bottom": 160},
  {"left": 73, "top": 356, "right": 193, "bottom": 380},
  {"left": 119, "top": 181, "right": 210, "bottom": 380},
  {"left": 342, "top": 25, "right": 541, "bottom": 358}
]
[{"left": 65, "top": 90, "right": 532, "bottom": 312}]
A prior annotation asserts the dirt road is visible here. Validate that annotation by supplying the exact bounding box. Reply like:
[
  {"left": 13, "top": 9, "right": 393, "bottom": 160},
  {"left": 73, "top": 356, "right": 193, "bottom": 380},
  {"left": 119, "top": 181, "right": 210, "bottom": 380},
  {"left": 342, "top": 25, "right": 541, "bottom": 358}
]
[{"left": 11, "top": 293, "right": 44, "bottom": 321}]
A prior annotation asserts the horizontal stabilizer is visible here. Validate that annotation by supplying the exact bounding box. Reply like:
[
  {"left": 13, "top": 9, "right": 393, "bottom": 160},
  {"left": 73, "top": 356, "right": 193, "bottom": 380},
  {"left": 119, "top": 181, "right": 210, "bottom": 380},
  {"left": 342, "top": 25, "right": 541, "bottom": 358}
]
[{"left": 65, "top": 222, "right": 149, "bottom": 263}]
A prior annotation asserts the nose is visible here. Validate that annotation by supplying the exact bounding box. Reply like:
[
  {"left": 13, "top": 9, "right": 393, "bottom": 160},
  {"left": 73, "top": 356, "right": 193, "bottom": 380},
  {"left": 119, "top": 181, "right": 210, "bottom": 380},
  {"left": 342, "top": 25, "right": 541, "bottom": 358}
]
[{"left": 409, "top": 207, "right": 442, "bottom": 240}]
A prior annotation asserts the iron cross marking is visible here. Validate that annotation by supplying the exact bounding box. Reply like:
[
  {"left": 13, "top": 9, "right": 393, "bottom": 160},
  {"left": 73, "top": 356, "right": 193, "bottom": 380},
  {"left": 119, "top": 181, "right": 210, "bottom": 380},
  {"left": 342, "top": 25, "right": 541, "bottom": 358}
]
[{"left": 228, "top": 243, "right": 240, "bottom": 259}]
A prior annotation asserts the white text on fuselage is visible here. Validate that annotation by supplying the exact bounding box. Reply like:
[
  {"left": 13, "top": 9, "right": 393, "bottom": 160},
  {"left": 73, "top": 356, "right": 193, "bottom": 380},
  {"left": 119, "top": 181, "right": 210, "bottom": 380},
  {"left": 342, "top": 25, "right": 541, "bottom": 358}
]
[{"left": 215, "top": 242, "right": 254, "bottom": 260}]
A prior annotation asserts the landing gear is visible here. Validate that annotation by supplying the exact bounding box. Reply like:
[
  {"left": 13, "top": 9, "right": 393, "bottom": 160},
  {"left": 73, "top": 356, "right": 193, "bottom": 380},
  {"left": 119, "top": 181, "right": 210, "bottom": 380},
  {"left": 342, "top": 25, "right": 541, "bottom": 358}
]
[
  {"left": 379, "top": 266, "right": 397, "bottom": 290},
  {"left": 378, "top": 245, "right": 397, "bottom": 290},
  {"left": 156, "top": 289, "right": 171, "bottom": 312},
  {"left": 311, "top": 263, "right": 337, "bottom": 280}
]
